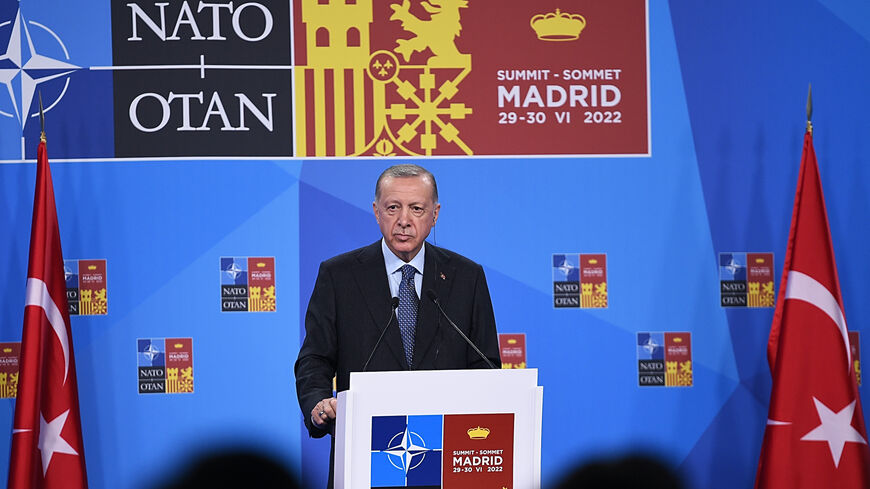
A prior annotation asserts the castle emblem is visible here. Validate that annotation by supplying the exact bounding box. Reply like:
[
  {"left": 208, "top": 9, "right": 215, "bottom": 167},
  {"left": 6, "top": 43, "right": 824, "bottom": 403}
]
[{"left": 295, "top": 0, "right": 473, "bottom": 156}]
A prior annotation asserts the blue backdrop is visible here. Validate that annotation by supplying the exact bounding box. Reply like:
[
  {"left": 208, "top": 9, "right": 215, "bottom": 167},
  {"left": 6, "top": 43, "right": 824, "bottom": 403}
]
[{"left": 2, "top": 1, "right": 870, "bottom": 488}]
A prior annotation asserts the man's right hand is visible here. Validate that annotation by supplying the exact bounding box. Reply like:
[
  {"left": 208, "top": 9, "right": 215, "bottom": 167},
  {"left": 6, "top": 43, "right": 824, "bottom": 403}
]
[{"left": 311, "top": 397, "right": 338, "bottom": 428}]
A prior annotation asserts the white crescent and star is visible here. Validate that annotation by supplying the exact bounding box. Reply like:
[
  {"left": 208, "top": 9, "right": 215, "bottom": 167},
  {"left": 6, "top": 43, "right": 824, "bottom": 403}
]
[
  {"left": 766, "top": 270, "right": 866, "bottom": 468},
  {"left": 800, "top": 398, "right": 867, "bottom": 468},
  {"left": 37, "top": 409, "right": 79, "bottom": 476},
  {"left": 24, "top": 277, "right": 70, "bottom": 384},
  {"left": 12, "top": 409, "right": 81, "bottom": 477},
  {"left": 784, "top": 270, "right": 850, "bottom": 369}
]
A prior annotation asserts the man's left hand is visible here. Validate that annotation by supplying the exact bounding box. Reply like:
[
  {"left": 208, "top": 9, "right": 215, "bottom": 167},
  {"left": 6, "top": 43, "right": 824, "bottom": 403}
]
[{"left": 311, "top": 397, "right": 337, "bottom": 428}]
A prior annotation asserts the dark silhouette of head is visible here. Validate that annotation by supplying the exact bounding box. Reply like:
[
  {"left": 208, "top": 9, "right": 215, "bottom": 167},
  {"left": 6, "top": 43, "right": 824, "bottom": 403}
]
[
  {"left": 156, "top": 449, "right": 301, "bottom": 489},
  {"left": 553, "top": 453, "right": 686, "bottom": 489}
]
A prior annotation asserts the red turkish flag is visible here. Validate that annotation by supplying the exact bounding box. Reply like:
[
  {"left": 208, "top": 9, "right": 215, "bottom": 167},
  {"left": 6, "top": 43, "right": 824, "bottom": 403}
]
[
  {"left": 755, "top": 131, "right": 870, "bottom": 488},
  {"left": 8, "top": 140, "right": 88, "bottom": 488}
]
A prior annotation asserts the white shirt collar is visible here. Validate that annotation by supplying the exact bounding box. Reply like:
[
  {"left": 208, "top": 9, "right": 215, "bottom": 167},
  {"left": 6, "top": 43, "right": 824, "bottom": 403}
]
[{"left": 381, "top": 239, "right": 425, "bottom": 275}]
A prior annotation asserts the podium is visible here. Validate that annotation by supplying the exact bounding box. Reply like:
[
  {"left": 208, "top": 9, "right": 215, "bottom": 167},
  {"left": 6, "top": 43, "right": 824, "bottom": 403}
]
[{"left": 334, "top": 368, "right": 543, "bottom": 489}]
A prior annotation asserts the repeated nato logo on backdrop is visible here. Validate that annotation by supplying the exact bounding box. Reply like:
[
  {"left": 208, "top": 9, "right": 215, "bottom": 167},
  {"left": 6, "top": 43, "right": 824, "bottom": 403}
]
[
  {"left": 64, "top": 259, "right": 108, "bottom": 316},
  {"left": 220, "top": 257, "right": 277, "bottom": 312},
  {"left": 0, "top": 343, "right": 20, "bottom": 399},
  {"left": 637, "top": 332, "right": 693, "bottom": 387},
  {"left": 718, "top": 252, "right": 775, "bottom": 308},
  {"left": 498, "top": 334, "right": 526, "bottom": 370},
  {"left": 552, "top": 254, "right": 607, "bottom": 309},
  {"left": 137, "top": 338, "right": 194, "bottom": 394}
]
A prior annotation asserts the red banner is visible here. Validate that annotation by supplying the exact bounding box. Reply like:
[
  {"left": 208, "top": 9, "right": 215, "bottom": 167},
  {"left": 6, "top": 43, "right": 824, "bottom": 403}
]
[
  {"left": 293, "top": 0, "right": 649, "bottom": 157},
  {"left": 442, "top": 413, "right": 514, "bottom": 488}
]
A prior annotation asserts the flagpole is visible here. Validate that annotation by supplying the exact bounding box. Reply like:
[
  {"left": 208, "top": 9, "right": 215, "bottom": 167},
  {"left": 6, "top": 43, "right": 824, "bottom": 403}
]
[
  {"left": 806, "top": 84, "right": 813, "bottom": 135},
  {"left": 38, "top": 91, "right": 46, "bottom": 143}
]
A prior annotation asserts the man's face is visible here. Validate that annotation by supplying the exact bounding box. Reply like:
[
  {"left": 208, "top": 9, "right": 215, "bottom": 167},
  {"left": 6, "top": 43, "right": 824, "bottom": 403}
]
[{"left": 373, "top": 176, "right": 440, "bottom": 262}]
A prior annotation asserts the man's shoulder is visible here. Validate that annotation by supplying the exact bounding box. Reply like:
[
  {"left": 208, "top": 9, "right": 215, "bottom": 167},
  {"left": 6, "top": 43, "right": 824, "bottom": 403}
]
[
  {"left": 427, "top": 243, "right": 482, "bottom": 271},
  {"left": 321, "top": 241, "right": 381, "bottom": 269}
]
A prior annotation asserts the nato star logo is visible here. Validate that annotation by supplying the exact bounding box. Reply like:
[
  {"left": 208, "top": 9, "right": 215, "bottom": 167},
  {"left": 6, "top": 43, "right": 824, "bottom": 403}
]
[
  {"left": 642, "top": 336, "right": 659, "bottom": 356},
  {"left": 719, "top": 252, "right": 746, "bottom": 281},
  {"left": 724, "top": 257, "right": 742, "bottom": 276},
  {"left": 553, "top": 254, "right": 580, "bottom": 282},
  {"left": 0, "top": 8, "right": 79, "bottom": 133},
  {"left": 220, "top": 257, "right": 249, "bottom": 286},
  {"left": 380, "top": 427, "right": 433, "bottom": 474},
  {"left": 557, "top": 258, "right": 575, "bottom": 277},
  {"left": 225, "top": 262, "right": 244, "bottom": 281},
  {"left": 637, "top": 332, "right": 664, "bottom": 360},
  {"left": 371, "top": 415, "right": 442, "bottom": 488},
  {"left": 137, "top": 339, "right": 165, "bottom": 367},
  {"left": 143, "top": 343, "right": 160, "bottom": 362}
]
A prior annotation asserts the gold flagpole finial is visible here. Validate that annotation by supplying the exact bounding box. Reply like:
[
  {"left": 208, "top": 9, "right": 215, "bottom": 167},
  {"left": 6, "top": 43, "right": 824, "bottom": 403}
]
[
  {"left": 806, "top": 83, "right": 813, "bottom": 135},
  {"left": 38, "top": 90, "right": 46, "bottom": 143}
]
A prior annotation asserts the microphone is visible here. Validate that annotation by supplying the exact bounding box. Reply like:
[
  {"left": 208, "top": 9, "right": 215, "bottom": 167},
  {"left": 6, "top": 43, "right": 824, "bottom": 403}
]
[
  {"left": 425, "top": 290, "right": 497, "bottom": 369},
  {"left": 362, "top": 297, "right": 400, "bottom": 372}
]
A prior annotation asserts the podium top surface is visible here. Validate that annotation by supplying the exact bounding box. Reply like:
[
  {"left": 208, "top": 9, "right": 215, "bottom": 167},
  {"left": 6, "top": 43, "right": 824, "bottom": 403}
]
[{"left": 348, "top": 368, "right": 538, "bottom": 393}]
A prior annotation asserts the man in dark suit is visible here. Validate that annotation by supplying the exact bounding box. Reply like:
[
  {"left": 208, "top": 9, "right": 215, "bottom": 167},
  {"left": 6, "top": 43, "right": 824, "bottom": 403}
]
[{"left": 294, "top": 164, "right": 501, "bottom": 487}]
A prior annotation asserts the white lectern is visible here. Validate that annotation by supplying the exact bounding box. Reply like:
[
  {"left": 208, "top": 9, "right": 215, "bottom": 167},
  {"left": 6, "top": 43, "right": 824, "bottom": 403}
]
[{"left": 335, "top": 368, "right": 543, "bottom": 489}]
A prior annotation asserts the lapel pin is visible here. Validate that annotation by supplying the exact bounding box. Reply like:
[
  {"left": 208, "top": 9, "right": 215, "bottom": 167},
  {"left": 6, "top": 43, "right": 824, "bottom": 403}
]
[{"left": 440, "top": 272, "right": 446, "bottom": 280}]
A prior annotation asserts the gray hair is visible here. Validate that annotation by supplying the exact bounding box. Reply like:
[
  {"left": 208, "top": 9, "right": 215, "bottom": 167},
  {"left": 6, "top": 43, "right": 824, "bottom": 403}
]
[{"left": 374, "top": 164, "right": 439, "bottom": 202}]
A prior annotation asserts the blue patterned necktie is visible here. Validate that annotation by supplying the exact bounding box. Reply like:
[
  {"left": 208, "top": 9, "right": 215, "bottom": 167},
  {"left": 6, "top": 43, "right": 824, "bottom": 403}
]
[{"left": 397, "top": 264, "right": 419, "bottom": 368}]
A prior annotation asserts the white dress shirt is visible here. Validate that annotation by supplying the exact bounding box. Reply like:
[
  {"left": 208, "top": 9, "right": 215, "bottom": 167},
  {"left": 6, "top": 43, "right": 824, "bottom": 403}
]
[{"left": 381, "top": 238, "right": 425, "bottom": 302}]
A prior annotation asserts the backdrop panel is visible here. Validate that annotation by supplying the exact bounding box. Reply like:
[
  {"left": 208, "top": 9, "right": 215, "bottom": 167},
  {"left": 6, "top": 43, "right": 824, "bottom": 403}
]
[{"left": 1, "top": 2, "right": 869, "bottom": 489}]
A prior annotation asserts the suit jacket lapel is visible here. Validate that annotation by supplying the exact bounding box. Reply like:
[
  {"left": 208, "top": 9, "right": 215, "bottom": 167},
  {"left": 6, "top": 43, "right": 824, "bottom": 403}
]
[
  {"left": 352, "top": 241, "right": 407, "bottom": 368},
  {"left": 413, "top": 244, "right": 456, "bottom": 366}
]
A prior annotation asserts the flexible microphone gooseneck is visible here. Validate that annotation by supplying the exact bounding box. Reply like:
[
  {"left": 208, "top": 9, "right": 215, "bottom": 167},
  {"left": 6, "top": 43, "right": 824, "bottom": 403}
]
[
  {"left": 425, "top": 290, "right": 497, "bottom": 369},
  {"left": 362, "top": 297, "right": 400, "bottom": 372}
]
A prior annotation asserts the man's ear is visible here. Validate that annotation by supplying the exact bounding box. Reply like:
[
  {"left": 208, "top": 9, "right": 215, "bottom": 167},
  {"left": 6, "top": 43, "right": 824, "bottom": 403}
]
[{"left": 373, "top": 201, "right": 379, "bottom": 223}]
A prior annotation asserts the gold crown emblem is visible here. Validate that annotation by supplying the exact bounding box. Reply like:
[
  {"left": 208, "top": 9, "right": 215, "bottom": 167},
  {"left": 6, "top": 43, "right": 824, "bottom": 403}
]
[
  {"left": 530, "top": 8, "right": 586, "bottom": 41},
  {"left": 257, "top": 262, "right": 266, "bottom": 267},
  {"left": 508, "top": 339, "right": 517, "bottom": 344},
  {"left": 2, "top": 348, "right": 11, "bottom": 353},
  {"left": 673, "top": 337, "right": 683, "bottom": 343},
  {"left": 87, "top": 265, "right": 97, "bottom": 270},
  {"left": 755, "top": 258, "right": 766, "bottom": 263},
  {"left": 174, "top": 343, "right": 184, "bottom": 348},
  {"left": 588, "top": 258, "right": 598, "bottom": 264},
  {"left": 467, "top": 426, "right": 490, "bottom": 439}
]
